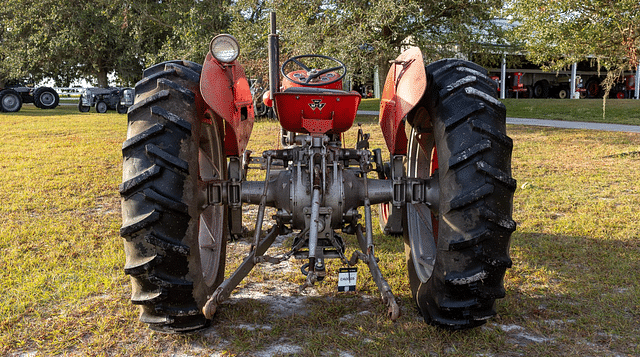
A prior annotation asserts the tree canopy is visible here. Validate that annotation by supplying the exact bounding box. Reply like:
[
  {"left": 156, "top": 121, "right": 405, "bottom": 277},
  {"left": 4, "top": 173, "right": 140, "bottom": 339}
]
[
  {"left": 124, "top": 0, "right": 230, "bottom": 66},
  {"left": 5, "top": 0, "right": 638, "bottom": 94},
  {"left": 1, "top": 0, "right": 140, "bottom": 87},
  {"left": 0, "top": 0, "right": 228, "bottom": 87},
  {"left": 231, "top": 0, "right": 506, "bottom": 89},
  {"left": 1, "top": 0, "right": 504, "bottom": 88},
  {"left": 505, "top": 0, "right": 639, "bottom": 98}
]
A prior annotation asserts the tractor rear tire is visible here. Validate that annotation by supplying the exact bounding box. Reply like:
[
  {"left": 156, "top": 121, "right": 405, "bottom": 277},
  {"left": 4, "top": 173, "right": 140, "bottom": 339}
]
[
  {"left": 585, "top": 78, "right": 601, "bottom": 98},
  {"left": 120, "top": 60, "right": 228, "bottom": 333},
  {"left": 34, "top": 87, "right": 60, "bottom": 109},
  {"left": 0, "top": 89, "right": 23, "bottom": 112},
  {"left": 533, "top": 80, "right": 550, "bottom": 98},
  {"left": 404, "top": 59, "right": 516, "bottom": 330},
  {"left": 524, "top": 85, "right": 534, "bottom": 98}
]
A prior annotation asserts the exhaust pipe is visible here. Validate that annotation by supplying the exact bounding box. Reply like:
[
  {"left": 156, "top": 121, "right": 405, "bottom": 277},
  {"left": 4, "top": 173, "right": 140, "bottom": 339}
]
[{"left": 268, "top": 12, "right": 280, "bottom": 100}]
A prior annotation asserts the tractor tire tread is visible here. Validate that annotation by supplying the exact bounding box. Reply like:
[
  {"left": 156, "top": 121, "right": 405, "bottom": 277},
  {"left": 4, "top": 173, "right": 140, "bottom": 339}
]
[
  {"left": 143, "top": 60, "right": 202, "bottom": 78},
  {"left": 443, "top": 102, "right": 486, "bottom": 132},
  {"left": 476, "top": 161, "right": 517, "bottom": 189},
  {"left": 144, "top": 143, "right": 189, "bottom": 173},
  {"left": 147, "top": 273, "right": 193, "bottom": 289},
  {"left": 120, "top": 210, "right": 161, "bottom": 236},
  {"left": 471, "top": 119, "right": 513, "bottom": 148},
  {"left": 131, "top": 287, "right": 165, "bottom": 305},
  {"left": 153, "top": 303, "right": 201, "bottom": 317},
  {"left": 145, "top": 233, "right": 190, "bottom": 256},
  {"left": 118, "top": 164, "right": 162, "bottom": 195},
  {"left": 448, "top": 139, "right": 491, "bottom": 168},
  {"left": 120, "top": 60, "right": 221, "bottom": 333},
  {"left": 122, "top": 124, "right": 165, "bottom": 151},
  {"left": 124, "top": 254, "right": 162, "bottom": 276},
  {"left": 141, "top": 188, "right": 189, "bottom": 214},
  {"left": 147, "top": 314, "right": 209, "bottom": 333},
  {"left": 409, "top": 58, "right": 515, "bottom": 330},
  {"left": 449, "top": 184, "right": 494, "bottom": 210},
  {"left": 150, "top": 105, "right": 192, "bottom": 132}
]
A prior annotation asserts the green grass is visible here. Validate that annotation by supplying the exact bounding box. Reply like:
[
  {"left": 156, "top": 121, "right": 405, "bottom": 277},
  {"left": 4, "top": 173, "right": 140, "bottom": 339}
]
[
  {"left": 358, "top": 98, "right": 381, "bottom": 111},
  {"left": 359, "top": 98, "right": 640, "bottom": 126},
  {"left": 503, "top": 98, "right": 640, "bottom": 125},
  {"left": 1, "top": 104, "right": 640, "bottom": 356}
]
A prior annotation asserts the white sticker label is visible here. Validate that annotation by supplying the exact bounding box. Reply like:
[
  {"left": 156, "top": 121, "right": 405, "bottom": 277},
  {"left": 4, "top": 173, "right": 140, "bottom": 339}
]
[{"left": 338, "top": 268, "right": 357, "bottom": 292}]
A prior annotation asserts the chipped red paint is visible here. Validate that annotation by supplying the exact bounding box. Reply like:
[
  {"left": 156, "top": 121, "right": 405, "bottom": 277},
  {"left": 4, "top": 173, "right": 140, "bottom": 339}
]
[
  {"left": 200, "top": 52, "right": 255, "bottom": 156},
  {"left": 274, "top": 90, "right": 361, "bottom": 134},
  {"left": 379, "top": 47, "right": 427, "bottom": 155}
]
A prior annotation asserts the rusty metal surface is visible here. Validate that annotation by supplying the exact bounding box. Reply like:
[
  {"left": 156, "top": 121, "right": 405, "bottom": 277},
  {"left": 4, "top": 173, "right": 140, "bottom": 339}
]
[
  {"left": 379, "top": 47, "right": 427, "bottom": 155},
  {"left": 200, "top": 52, "right": 255, "bottom": 156}
]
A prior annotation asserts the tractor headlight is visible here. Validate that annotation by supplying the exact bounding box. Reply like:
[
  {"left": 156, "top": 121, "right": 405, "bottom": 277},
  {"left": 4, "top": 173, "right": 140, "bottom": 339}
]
[{"left": 210, "top": 34, "right": 239, "bottom": 63}]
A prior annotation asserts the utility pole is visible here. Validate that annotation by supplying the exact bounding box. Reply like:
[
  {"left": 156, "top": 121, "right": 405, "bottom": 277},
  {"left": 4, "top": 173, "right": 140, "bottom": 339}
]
[
  {"left": 635, "top": 64, "right": 639, "bottom": 100},
  {"left": 570, "top": 63, "right": 578, "bottom": 99},
  {"left": 500, "top": 55, "right": 506, "bottom": 99}
]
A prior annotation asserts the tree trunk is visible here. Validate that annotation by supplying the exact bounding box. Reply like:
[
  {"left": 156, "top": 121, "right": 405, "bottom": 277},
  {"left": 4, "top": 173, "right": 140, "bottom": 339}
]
[
  {"left": 96, "top": 70, "right": 109, "bottom": 88},
  {"left": 378, "top": 57, "right": 392, "bottom": 98}
]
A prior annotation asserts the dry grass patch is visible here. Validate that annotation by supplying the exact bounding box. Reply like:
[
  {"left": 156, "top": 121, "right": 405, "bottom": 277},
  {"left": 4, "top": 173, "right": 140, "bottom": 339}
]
[{"left": 1, "top": 106, "right": 639, "bottom": 356}]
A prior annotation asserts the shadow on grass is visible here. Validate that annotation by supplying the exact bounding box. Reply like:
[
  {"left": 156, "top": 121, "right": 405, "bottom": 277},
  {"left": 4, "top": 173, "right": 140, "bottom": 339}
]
[
  {"left": 151, "top": 229, "right": 640, "bottom": 356},
  {"left": 501, "top": 230, "right": 640, "bottom": 354},
  {"left": 1, "top": 104, "right": 125, "bottom": 118}
]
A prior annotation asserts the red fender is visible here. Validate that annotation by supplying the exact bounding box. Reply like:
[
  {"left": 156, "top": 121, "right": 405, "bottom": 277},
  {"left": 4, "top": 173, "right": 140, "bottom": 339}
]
[
  {"left": 200, "top": 52, "right": 255, "bottom": 157},
  {"left": 379, "top": 47, "right": 426, "bottom": 155}
]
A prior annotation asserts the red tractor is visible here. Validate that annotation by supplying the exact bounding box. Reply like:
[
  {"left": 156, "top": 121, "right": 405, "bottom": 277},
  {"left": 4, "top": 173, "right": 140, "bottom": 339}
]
[
  {"left": 615, "top": 74, "right": 636, "bottom": 99},
  {"left": 119, "top": 13, "right": 516, "bottom": 333}
]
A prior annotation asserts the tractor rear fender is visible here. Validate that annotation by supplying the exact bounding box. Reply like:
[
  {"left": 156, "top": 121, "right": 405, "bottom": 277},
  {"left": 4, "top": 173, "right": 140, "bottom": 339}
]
[
  {"left": 200, "top": 52, "right": 255, "bottom": 157},
  {"left": 379, "top": 47, "right": 427, "bottom": 155}
]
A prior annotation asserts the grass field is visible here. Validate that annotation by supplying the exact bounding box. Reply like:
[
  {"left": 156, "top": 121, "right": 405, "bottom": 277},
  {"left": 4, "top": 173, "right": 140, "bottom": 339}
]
[
  {"left": 360, "top": 98, "right": 640, "bottom": 126},
  {"left": 1, "top": 104, "right": 639, "bottom": 356}
]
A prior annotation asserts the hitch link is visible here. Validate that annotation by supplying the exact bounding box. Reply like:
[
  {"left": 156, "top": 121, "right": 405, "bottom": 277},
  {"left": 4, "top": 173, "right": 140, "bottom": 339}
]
[
  {"left": 351, "top": 221, "right": 401, "bottom": 321},
  {"left": 203, "top": 225, "right": 281, "bottom": 319}
]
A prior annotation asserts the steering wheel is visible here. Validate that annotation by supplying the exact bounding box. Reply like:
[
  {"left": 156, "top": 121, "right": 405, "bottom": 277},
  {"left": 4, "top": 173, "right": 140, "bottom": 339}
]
[{"left": 281, "top": 54, "right": 347, "bottom": 87}]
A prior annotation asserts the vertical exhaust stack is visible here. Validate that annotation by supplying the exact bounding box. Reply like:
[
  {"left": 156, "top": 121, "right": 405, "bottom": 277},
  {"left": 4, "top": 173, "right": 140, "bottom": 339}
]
[{"left": 268, "top": 12, "right": 280, "bottom": 100}]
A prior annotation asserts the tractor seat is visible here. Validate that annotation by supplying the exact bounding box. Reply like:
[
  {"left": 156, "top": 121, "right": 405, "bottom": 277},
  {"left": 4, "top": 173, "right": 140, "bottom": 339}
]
[{"left": 274, "top": 87, "right": 362, "bottom": 134}]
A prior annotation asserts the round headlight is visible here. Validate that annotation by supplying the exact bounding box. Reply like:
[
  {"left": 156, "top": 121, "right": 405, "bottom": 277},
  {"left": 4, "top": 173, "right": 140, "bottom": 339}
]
[{"left": 210, "top": 34, "right": 240, "bottom": 63}]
